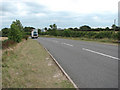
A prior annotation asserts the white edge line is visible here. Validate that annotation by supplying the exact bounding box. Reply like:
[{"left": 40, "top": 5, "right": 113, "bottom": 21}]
[
  {"left": 44, "top": 47, "right": 78, "bottom": 89},
  {"left": 82, "top": 48, "right": 120, "bottom": 60}
]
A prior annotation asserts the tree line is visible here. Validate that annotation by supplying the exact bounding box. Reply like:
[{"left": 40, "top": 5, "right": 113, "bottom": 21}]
[
  {"left": 39, "top": 24, "right": 120, "bottom": 40},
  {"left": 1, "top": 22, "right": 120, "bottom": 41}
]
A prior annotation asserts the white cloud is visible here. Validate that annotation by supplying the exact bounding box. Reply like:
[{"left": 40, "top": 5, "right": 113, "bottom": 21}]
[
  {"left": 0, "top": 0, "right": 119, "bottom": 29},
  {"left": 92, "top": 16, "right": 101, "bottom": 22},
  {"left": 34, "top": 0, "right": 119, "bottom": 14},
  {"left": 3, "top": 0, "right": 118, "bottom": 14},
  {"left": 35, "top": 13, "right": 47, "bottom": 17},
  {"left": 16, "top": 2, "right": 28, "bottom": 16}
]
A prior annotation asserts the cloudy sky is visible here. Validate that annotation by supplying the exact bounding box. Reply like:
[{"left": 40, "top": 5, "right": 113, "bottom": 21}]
[{"left": 0, "top": 0, "right": 119, "bottom": 29}]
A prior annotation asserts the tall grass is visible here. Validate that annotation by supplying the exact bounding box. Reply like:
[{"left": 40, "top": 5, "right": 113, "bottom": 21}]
[{"left": 2, "top": 40, "right": 17, "bottom": 49}]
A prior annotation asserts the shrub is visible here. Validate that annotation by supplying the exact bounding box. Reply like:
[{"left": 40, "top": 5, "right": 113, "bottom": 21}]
[
  {"left": 2, "top": 40, "right": 16, "bottom": 49},
  {"left": 8, "top": 20, "right": 23, "bottom": 43},
  {"left": 41, "top": 29, "right": 118, "bottom": 40},
  {"left": 117, "top": 31, "right": 120, "bottom": 40},
  {"left": 1, "top": 28, "right": 9, "bottom": 37},
  {"left": 63, "top": 29, "right": 71, "bottom": 37},
  {"left": 23, "top": 35, "right": 29, "bottom": 40}
]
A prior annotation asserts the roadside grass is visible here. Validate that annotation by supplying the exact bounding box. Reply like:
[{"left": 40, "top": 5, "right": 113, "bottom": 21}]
[
  {"left": 2, "top": 39, "right": 74, "bottom": 88},
  {"left": 39, "top": 35, "right": 118, "bottom": 45},
  {"left": 2, "top": 40, "right": 17, "bottom": 50}
]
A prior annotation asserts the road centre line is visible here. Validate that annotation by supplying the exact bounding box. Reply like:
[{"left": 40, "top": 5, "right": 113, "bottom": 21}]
[
  {"left": 52, "top": 40, "right": 59, "bottom": 43},
  {"left": 42, "top": 38, "right": 58, "bottom": 43},
  {"left": 62, "top": 43, "right": 74, "bottom": 47},
  {"left": 82, "top": 48, "right": 120, "bottom": 60}
]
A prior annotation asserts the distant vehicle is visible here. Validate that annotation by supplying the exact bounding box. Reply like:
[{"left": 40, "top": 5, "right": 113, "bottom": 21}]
[{"left": 31, "top": 29, "right": 38, "bottom": 39}]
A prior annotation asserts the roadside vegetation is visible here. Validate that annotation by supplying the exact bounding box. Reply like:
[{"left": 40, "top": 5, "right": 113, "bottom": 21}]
[
  {"left": 1, "top": 20, "right": 74, "bottom": 88},
  {"left": 1, "top": 20, "right": 29, "bottom": 50},
  {"left": 1, "top": 21, "right": 120, "bottom": 44},
  {"left": 1, "top": 19, "right": 119, "bottom": 88},
  {"left": 38, "top": 24, "right": 120, "bottom": 44},
  {"left": 2, "top": 39, "right": 74, "bottom": 88}
]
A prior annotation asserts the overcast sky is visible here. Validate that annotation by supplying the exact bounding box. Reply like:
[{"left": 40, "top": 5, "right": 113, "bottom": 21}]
[{"left": 0, "top": 0, "right": 119, "bottom": 29}]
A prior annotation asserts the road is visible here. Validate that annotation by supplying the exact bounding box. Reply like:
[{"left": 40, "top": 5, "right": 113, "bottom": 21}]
[{"left": 37, "top": 37, "right": 118, "bottom": 88}]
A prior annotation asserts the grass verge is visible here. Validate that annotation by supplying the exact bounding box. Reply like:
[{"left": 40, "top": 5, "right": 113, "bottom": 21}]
[
  {"left": 40, "top": 35, "right": 118, "bottom": 45},
  {"left": 2, "top": 39, "right": 74, "bottom": 88}
]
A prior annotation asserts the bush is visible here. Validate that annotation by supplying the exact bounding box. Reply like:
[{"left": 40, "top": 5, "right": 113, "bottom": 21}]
[
  {"left": 40, "top": 29, "right": 118, "bottom": 40},
  {"left": 23, "top": 35, "right": 29, "bottom": 40},
  {"left": 2, "top": 40, "right": 16, "bottom": 49},
  {"left": 117, "top": 31, "right": 120, "bottom": 40},
  {"left": 1, "top": 28, "right": 9, "bottom": 37},
  {"left": 8, "top": 20, "right": 23, "bottom": 43},
  {"left": 63, "top": 29, "right": 71, "bottom": 37},
  {"left": 40, "top": 32, "right": 49, "bottom": 35}
]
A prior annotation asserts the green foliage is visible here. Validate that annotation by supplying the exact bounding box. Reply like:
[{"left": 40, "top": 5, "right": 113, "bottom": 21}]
[
  {"left": 23, "top": 27, "right": 35, "bottom": 36},
  {"left": 80, "top": 25, "right": 91, "bottom": 30},
  {"left": 1, "top": 28, "right": 9, "bottom": 37},
  {"left": 38, "top": 29, "right": 41, "bottom": 34},
  {"left": 23, "top": 27, "right": 34, "bottom": 32},
  {"left": 63, "top": 29, "right": 71, "bottom": 37},
  {"left": 8, "top": 20, "right": 23, "bottom": 43},
  {"left": 0, "top": 31, "right": 2, "bottom": 37},
  {"left": 49, "top": 24, "right": 57, "bottom": 30},
  {"left": 47, "top": 24, "right": 58, "bottom": 36},
  {"left": 111, "top": 24, "right": 116, "bottom": 29},
  {"left": 23, "top": 35, "right": 29, "bottom": 40},
  {"left": 44, "top": 27, "right": 47, "bottom": 31},
  {"left": 40, "top": 29, "right": 119, "bottom": 40},
  {"left": 117, "top": 31, "right": 120, "bottom": 40},
  {"left": 40, "top": 32, "right": 49, "bottom": 35},
  {"left": 39, "top": 24, "right": 119, "bottom": 40}
]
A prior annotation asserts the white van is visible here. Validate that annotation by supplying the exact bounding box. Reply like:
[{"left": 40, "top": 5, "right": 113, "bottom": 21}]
[{"left": 31, "top": 29, "right": 38, "bottom": 39}]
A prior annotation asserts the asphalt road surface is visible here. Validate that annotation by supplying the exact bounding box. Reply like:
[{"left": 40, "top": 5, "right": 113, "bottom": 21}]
[{"left": 37, "top": 37, "right": 118, "bottom": 88}]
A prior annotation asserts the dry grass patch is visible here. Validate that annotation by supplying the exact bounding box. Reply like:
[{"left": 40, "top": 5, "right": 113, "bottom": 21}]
[
  {"left": 0, "top": 37, "right": 8, "bottom": 41},
  {"left": 2, "top": 39, "right": 74, "bottom": 88}
]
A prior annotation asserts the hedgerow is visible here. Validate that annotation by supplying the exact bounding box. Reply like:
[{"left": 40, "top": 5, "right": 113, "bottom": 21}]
[{"left": 40, "top": 30, "right": 119, "bottom": 40}]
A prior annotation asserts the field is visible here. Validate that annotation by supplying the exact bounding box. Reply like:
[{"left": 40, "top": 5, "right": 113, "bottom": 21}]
[
  {"left": 2, "top": 39, "right": 74, "bottom": 88},
  {"left": 0, "top": 37, "right": 8, "bottom": 41}
]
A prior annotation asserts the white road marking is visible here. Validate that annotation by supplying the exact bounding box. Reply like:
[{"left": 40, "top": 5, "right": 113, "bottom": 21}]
[
  {"left": 62, "top": 43, "right": 73, "bottom": 47},
  {"left": 52, "top": 40, "right": 59, "bottom": 43},
  {"left": 82, "top": 48, "right": 120, "bottom": 60},
  {"left": 43, "top": 39, "right": 58, "bottom": 43}
]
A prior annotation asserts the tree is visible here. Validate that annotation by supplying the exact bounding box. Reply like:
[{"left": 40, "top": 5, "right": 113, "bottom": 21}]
[
  {"left": 38, "top": 29, "right": 41, "bottom": 34},
  {"left": 0, "top": 31, "right": 2, "bottom": 37},
  {"left": 45, "top": 27, "right": 47, "bottom": 31},
  {"left": 23, "top": 26, "right": 35, "bottom": 35},
  {"left": 48, "top": 24, "right": 58, "bottom": 36},
  {"left": 68, "top": 28, "right": 74, "bottom": 31},
  {"left": 1, "top": 28, "right": 9, "bottom": 37},
  {"left": 80, "top": 25, "right": 91, "bottom": 31},
  {"left": 63, "top": 29, "right": 71, "bottom": 37},
  {"left": 74, "top": 27, "right": 78, "bottom": 31},
  {"left": 49, "top": 25, "right": 53, "bottom": 30},
  {"left": 23, "top": 27, "right": 35, "bottom": 32},
  {"left": 53, "top": 24, "right": 57, "bottom": 30},
  {"left": 49, "top": 24, "right": 57, "bottom": 30},
  {"left": 112, "top": 24, "right": 116, "bottom": 30},
  {"left": 8, "top": 20, "right": 23, "bottom": 43},
  {"left": 105, "top": 27, "right": 110, "bottom": 31}
]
